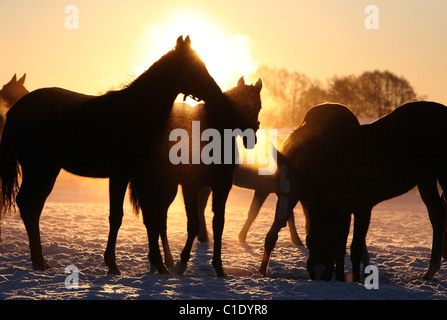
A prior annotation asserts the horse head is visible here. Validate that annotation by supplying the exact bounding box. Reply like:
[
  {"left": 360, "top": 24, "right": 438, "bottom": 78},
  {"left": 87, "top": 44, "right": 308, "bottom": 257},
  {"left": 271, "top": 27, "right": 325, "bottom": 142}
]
[
  {"left": 305, "top": 205, "right": 347, "bottom": 280},
  {"left": 225, "top": 76, "right": 263, "bottom": 149},
  {"left": 171, "top": 35, "right": 223, "bottom": 106},
  {"left": 0, "top": 73, "right": 29, "bottom": 108}
]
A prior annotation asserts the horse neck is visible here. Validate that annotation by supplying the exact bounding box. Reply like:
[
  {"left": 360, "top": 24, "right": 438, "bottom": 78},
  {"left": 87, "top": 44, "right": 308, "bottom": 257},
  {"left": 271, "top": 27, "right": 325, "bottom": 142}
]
[
  {"left": 123, "top": 55, "right": 178, "bottom": 108},
  {"left": 205, "top": 103, "right": 237, "bottom": 133}
]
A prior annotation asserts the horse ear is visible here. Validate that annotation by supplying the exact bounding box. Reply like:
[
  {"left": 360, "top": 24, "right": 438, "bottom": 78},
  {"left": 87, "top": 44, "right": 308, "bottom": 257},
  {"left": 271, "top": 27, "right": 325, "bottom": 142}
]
[
  {"left": 10, "top": 74, "right": 17, "bottom": 84},
  {"left": 237, "top": 76, "right": 245, "bottom": 87},
  {"left": 185, "top": 35, "right": 191, "bottom": 46},
  {"left": 254, "top": 78, "right": 263, "bottom": 92},
  {"left": 176, "top": 35, "right": 184, "bottom": 49},
  {"left": 18, "top": 73, "right": 26, "bottom": 85}
]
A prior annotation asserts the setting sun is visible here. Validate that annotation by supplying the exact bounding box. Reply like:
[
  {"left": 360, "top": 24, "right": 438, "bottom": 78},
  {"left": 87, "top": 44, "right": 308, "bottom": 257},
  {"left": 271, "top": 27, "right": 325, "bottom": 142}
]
[{"left": 132, "top": 9, "right": 258, "bottom": 94}]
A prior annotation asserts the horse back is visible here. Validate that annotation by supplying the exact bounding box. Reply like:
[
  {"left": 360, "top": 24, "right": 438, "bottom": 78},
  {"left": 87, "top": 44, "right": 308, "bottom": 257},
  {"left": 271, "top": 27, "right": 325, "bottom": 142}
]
[
  {"left": 344, "top": 101, "right": 447, "bottom": 207},
  {"left": 6, "top": 87, "right": 94, "bottom": 131},
  {"left": 279, "top": 103, "right": 360, "bottom": 175},
  {"left": 364, "top": 101, "right": 447, "bottom": 155}
]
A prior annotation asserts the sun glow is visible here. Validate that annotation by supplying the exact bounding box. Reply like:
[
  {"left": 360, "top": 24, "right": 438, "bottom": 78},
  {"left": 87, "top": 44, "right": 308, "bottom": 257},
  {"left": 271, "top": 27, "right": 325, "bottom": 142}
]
[{"left": 132, "top": 10, "right": 258, "bottom": 94}]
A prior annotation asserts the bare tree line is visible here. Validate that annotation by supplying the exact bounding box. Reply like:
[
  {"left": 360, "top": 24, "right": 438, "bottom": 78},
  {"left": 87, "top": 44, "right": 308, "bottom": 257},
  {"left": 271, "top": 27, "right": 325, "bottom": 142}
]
[{"left": 254, "top": 66, "right": 424, "bottom": 128}]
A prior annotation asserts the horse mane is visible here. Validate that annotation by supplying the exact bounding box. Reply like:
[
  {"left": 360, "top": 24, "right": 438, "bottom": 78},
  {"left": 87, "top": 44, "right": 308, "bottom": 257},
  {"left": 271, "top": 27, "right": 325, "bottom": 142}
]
[{"left": 124, "top": 49, "right": 176, "bottom": 92}]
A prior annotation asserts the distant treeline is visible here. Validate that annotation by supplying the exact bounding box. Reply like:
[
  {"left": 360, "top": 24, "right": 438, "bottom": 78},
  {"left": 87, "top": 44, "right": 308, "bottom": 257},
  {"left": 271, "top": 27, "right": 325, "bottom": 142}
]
[{"left": 254, "top": 66, "right": 424, "bottom": 128}]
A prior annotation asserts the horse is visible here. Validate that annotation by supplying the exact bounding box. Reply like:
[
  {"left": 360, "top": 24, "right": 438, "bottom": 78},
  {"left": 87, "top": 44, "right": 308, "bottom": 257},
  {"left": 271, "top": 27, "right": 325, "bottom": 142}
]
[
  {"left": 124, "top": 76, "right": 263, "bottom": 277},
  {"left": 0, "top": 74, "right": 29, "bottom": 136},
  {"left": 196, "top": 137, "right": 304, "bottom": 246},
  {"left": 269, "top": 101, "right": 447, "bottom": 281},
  {"left": 257, "top": 103, "right": 370, "bottom": 278},
  {"left": 0, "top": 35, "right": 224, "bottom": 273},
  {"left": 0, "top": 73, "right": 29, "bottom": 241},
  {"left": 0, "top": 74, "right": 29, "bottom": 108}
]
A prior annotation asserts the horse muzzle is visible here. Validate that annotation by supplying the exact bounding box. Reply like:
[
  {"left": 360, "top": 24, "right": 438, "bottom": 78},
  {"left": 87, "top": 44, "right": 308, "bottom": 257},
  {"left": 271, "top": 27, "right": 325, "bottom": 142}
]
[{"left": 307, "top": 256, "right": 334, "bottom": 281}]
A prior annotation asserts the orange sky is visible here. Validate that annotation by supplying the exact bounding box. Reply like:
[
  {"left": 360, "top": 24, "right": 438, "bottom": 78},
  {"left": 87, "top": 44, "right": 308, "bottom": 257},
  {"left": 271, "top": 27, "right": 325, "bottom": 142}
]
[{"left": 1, "top": 0, "right": 446, "bottom": 104}]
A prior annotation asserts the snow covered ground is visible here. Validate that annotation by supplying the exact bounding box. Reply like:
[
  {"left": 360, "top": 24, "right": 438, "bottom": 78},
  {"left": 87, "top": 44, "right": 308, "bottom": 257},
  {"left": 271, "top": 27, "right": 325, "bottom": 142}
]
[{"left": 1, "top": 174, "right": 447, "bottom": 300}]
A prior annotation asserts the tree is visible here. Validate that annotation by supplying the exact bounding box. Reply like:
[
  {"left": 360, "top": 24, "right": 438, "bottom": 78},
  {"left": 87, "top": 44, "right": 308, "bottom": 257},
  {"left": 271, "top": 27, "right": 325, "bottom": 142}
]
[
  {"left": 254, "top": 66, "right": 421, "bottom": 127},
  {"left": 254, "top": 66, "right": 311, "bottom": 127},
  {"left": 329, "top": 70, "right": 419, "bottom": 118},
  {"left": 298, "top": 81, "right": 330, "bottom": 115}
]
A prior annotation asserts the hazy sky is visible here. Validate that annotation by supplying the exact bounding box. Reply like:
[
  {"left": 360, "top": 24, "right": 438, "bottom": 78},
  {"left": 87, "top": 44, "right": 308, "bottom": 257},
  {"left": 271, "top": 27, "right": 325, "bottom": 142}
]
[{"left": 1, "top": 0, "right": 446, "bottom": 104}]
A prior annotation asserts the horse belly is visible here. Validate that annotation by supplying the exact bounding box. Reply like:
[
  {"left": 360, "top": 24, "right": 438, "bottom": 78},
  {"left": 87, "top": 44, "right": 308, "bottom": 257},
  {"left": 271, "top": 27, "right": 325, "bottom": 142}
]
[{"left": 351, "top": 156, "right": 424, "bottom": 208}]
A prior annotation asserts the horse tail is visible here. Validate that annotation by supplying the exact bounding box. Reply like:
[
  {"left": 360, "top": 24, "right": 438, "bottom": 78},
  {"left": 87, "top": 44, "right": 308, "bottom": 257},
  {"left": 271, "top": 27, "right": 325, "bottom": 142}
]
[
  {"left": 128, "top": 178, "right": 141, "bottom": 215},
  {"left": 0, "top": 124, "right": 20, "bottom": 215}
]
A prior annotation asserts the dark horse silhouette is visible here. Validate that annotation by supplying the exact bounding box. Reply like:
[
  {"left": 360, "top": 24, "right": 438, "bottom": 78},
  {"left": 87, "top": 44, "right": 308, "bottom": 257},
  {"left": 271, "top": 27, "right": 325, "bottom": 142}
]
[
  {"left": 122, "top": 76, "right": 263, "bottom": 277},
  {"left": 0, "top": 74, "right": 29, "bottom": 108},
  {"left": 264, "top": 101, "right": 447, "bottom": 281},
  {"left": 0, "top": 36, "right": 224, "bottom": 273},
  {"left": 258, "top": 103, "right": 364, "bottom": 277},
  {"left": 0, "top": 73, "right": 29, "bottom": 241},
  {"left": 0, "top": 74, "right": 29, "bottom": 137}
]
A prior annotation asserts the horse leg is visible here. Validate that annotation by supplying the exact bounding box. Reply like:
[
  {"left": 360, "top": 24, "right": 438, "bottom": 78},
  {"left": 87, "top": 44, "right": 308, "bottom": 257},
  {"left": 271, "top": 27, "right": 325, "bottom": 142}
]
[
  {"left": 419, "top": 178, "right": 445, "bottom": 280},
  {"left": 259, "top": 195, "right": 298, "bottom": 276},
  {"left": 17, "top": 166, "right": 60, "bottom": 270},
  {"left": 350, "top": 209, "right": 371, "bottom": 282},
  {"left": 197, "top": 187, "right": 211, "bottom": 243},
  {"left": 328, "top": 211, "right": 350, "bottom": 281},
  {"left": 287, "top": 212, "right": 304, "bottom": 246},
  {"left": 144, "top": 206, "right": 169, "bottom": 275},
  {"left": 133, "top": 177, "right": 169, "bottom": 275},
  {"left": 104, "top": 176, "right": 128, "bottom": 275},
  {"left": 361, "top": 242, "right": 371, "bottom": 271},
  {"left": 441, "top": 191, "right": 447, "bottom": 259},
  {"left": 238, "top": 189, "right": 269, "bottom": 243},
  {"left": 174, "top": 186, "right": 200, "bottom": 275},
  {"left": 159, "top": 184, "right": 178, "bottom": 269},
  {"left": 211, "top": 186, "right": 231, "bottom": 277}
]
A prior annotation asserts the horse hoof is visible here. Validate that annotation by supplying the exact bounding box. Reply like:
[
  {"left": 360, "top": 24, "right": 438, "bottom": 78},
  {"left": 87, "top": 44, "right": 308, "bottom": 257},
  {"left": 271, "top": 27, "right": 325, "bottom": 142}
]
[
  {"left": 165, "top": 258, "right": 175, "bottom": 269},
  {"left": 216, "top": 270, "right": 227, "bottom": 278},
  {"left": 159, "top": 268, "right": 170, "bottom": 275},
  {"left": 238, "top": 233, "right": 247, "bottom": 243},
  {"left": 105, "top": 260, "right": 121, "bottom": 275},
  {"left": 174, "top": 261, "right": 188, "bottom": 275},
  {"left": 258, "top": 262, "right": 268, "bottom": 277},
  {"left": 423, "top": 272, "right": 434, "bottom": 280},
  {"left": 212, "top": 260, "right": 226, "bottom": 277},
  {"left": 32, "top": 261, "right": 51, "bottom": 271},
  {"left": 107, "top": 267, "right": 121, "bottom": 276},
  {"left": 423, "top": 261, "right": 441, "bottom": 280}
]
